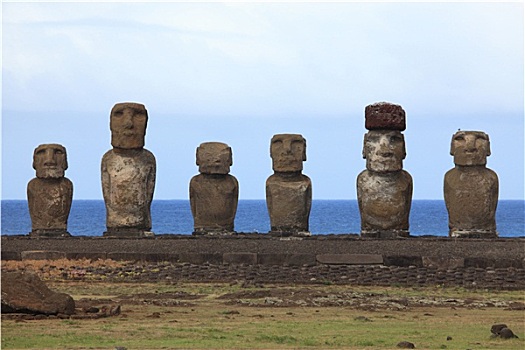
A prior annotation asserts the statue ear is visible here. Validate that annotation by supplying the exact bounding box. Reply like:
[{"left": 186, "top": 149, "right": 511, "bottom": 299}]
[
  {"left": 449, "top": 137, "right": 455, "bottom": 156},
  {"left": 302, "top": 139, "right": 307, "bottom": 161},
  {"left": 362, "top": 134, "right": 367, "bottom": 159},
  {"left": 486, "top": 139, "right": 491, "bottom": 157},
  {"left": 401, "top": 134, "right": 407, "bottom": 160},
  {"left": 228, "top": 147, "right": 233, "bottom": 166},
  {"left": 195, "top": 147, "right": 201, "bottom": 166}
]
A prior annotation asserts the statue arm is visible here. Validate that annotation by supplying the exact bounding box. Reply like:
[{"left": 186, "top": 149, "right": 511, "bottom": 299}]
[
  {"left": 101, "top": 154, "right": 110, "bottom": 204},
  {"left": 189, "top": 176, "right": 197, "bottom": 218},
  {"left": 64, "top": 178, "right": 74, "bottom": 216},
  {"left": 265, "top": 177, "right": 272, "bottom": 215},
  {"left": 146, "top": 158, "right": 156, "bottom": 205},
  {"left": 232, "top": 176, "right": 239, "bottom": 218},
  {"left": 306, "top": 177, "right": 312, "bottom": 215},
  {"left": 490, "top": 170, "right": 499, "bottom": 216}
]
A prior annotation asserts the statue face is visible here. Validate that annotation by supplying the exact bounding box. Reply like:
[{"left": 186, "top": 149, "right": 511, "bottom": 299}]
[
  {"left": 33, "top": 144, "right": 68, "bottom": 179},
  {"left": 363, "top": 130, "right": 406, "bottom": 172},
  {"left": 271, "top": 134, "right": 306, "bottom": 172},
  {"left": 450, "top": 131, "right": 490, "bottom": 166},
  {"left": 196, "top": 142, "right": 232, "bottom": 174},
  {"left": 110, "top": 103, "right": 148, "bottom": 149}
]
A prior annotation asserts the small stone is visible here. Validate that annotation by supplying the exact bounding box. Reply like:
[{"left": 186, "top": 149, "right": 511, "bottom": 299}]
[{"left": 397, "top": 341, "right": 416, "bottom": 349}]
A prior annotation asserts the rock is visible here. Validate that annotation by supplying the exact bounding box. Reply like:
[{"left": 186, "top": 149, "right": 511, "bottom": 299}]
[
  {"left": 1, "top": 271, "right": 75, "bottom": 315},
  {"left": 491, "top": 324, "right": 508, "bottom": 335},
  {"left": 499, "top": 327, "right": 518, "bottom": 339},
  {"left": 491, "top": 324, "right": 518, "bottom": 339},
  {"left": 397, "top": 341, "right": 415, "bottom": 348}
]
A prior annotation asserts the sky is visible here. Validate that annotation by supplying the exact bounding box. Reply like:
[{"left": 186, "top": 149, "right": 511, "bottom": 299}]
[{"left": 2, "top": 1, "right": 524, "bottom": 200}]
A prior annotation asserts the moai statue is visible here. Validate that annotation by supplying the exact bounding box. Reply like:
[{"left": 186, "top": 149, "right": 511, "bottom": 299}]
[
  {"left": 266, "top": 134, "right": 312, "bottom": 236},
  {"left": 101, "top": 102, "right": 156, "bottom": 237},
  {"left": 27, "top": 144, "right": 73, "bottom": 237},
  {"left": 357, "top": 102, "right": 413, "bottom": 238},
  {"left": 444, "top": 130, "right": 498, "bottom": 238},
  {"left": 190, "top": 142, "right": 239, "bottom": 235}
]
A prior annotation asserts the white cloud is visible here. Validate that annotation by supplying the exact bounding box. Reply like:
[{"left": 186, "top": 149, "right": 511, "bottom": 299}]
[{"left": 2, "top": 2, "right": 523, "bottom": 117}]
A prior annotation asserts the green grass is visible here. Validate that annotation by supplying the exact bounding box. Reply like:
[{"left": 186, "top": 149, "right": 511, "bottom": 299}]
[{"left": 2, "top": 282, "right": 524, "bottom": 349}]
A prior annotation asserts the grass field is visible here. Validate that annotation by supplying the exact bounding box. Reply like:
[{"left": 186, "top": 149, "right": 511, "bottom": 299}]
[{"left": 2, "top": 280, "right": 524, "bottom": 349}]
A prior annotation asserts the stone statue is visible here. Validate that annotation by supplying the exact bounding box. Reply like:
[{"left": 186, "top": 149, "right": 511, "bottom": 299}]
[
  {"left": 101, "top": 102, "right": 156, "bottom": 237},
  {"left": 444, "top": 130, "right": 498, "bottom": 237},
  {"left": 190, "top": 142, "right": 239, "bottom": 234},
  {"left": 266, "top": 134, "right": 312, "bottom": 236},
  {"left": 27, "top": 144, "right": 73, "bottom": 237},
  {"left": 357, "top": 102, "right": 413, "bottom": 237}
]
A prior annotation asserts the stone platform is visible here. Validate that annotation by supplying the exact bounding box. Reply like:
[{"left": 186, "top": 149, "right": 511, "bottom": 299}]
[
  {"left": 2, "top": 234, "right": 524, "bottom": 270},
  {"left": 3, "top": 235, "right": 524, "bottom": 289}
]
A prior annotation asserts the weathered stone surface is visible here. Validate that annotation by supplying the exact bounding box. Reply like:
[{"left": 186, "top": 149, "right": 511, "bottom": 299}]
[
  {"left": 21, "top": 250, "right": 66, "bottom": 260},
  {"left": 101, "top": 103, "right": 156, "bottom": 237},
  {"left": 1, "top": 251, "right": 21, "bottom": 260},
  {"left": 365, "top": 102, "right": 406, "bottom": 131},
  {"left": 383, "top": 255, "right": 423, "bottom": 267},
  {"left": 223, "top": 253, "right": 257, "bottom": 265},
  {"left": 27, "top": 144, "right": 72, "bottom": 237},
  {"left": 444, "top": 131, "right": 498, "bottom": 238},
  {"left": 190, "top": 142, "right": 238, "bottom": 234},
  {"left": 178, "top": 253, "right": 223, "bottom": 265},
  {"left": 266, "top": 134, "right": 312, "bottom": 236},
  {"left": 257, "top": 253, "right": 316, "bottom": 266},
  {"left": 357, "top": 170, "right": 412, "bottom": 236},
  {"left": 396, "top": 341, "right": 415, "bottom": 349},
  {"left": 491, "top": 324, "right": 519, "bottom": 339},
  {"left": 422, "top": 256, "right": 464, "bottom": 269},
  {"left": 316, "top": 254, "right": 383, "bottom": 265},
  {"left": 358, "top": 103, "right": 412, "bottom": 237},
  {"left": 1, "top": 271, "right": 75, "bottom": 315}
]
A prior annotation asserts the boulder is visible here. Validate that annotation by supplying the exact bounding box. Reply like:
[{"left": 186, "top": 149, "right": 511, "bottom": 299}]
[
  {"left": 1, "top": 271, "right": 75, "bottom": 315},
  {"left": 397, "top": 341, "right": 416, "bottom": 349},
  {"left": 491, "top": 324, "right": 519, "bottom": 339}
]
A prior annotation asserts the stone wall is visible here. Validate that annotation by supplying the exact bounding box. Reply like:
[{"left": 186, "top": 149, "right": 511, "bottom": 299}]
[{"left": 3, "top": 235, "right": 524, "bottom": 289}]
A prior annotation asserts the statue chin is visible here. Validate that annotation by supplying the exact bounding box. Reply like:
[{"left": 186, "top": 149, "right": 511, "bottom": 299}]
[{"left": 37, "top": 169, "right": 65, "bottom": 179}]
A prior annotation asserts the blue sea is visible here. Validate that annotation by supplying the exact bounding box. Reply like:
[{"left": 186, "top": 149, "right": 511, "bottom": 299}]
[{"left": 1, "top": 200, "right": 524, "bottom": 237}]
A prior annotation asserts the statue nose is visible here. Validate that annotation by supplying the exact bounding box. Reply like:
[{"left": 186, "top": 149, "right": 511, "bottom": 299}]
[
  {"left": 43, "top": 149, "right": 57, "bottom": 166},
  {"left": 122, "top": 112, "right": 134, "bottom": 128},
  {"left": 465, "top": 136, "right": 477, "bottom": 151}
]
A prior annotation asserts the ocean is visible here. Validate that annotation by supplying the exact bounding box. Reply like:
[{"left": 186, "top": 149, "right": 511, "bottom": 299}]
[{"left": 1, "top": 200, "right": 523, "bottom": 237}]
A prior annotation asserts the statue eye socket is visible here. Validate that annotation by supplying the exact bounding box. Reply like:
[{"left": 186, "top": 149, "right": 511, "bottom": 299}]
[
  {"left": 390, "top": 136, "right": 402, "bottom": 143},
  {"left": 55, "top": 150, "right": 63, "bottom": 155},
  {"left": 454, "top": 136, "right": 465, "bottom": 141},
  {"left": 113, "top": 110, "right": 124, "bottom": 116}
]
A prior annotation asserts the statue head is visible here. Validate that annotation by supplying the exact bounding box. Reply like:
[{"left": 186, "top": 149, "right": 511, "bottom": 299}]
[
  {"left": 196, "top": 142, "right": 232, "bottom": 175},
  {"left": 450, "top": 130, "right": 490, "bottom": 166},
  {"left": 33, "top": 143, "right": 68, "bottom": 179},
  {"left": 110, "top": 102, "right": 148, "bottom": 149},
  {"left": 270, "top": 134, "right": 306, "bottom": 173},
  {"left": 363, "top": 130, "right": 406, "bottom": 172}
]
